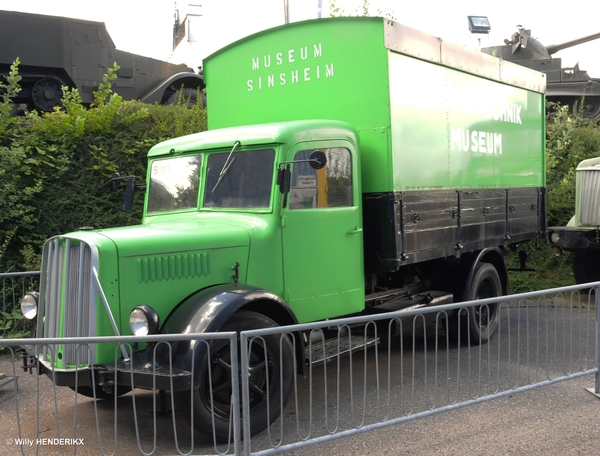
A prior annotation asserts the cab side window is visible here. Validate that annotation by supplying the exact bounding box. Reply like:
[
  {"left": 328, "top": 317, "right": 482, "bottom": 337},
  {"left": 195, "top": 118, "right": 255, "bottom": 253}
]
[{"left": 290, "top": 148, "right": 352, "bottom": 209}]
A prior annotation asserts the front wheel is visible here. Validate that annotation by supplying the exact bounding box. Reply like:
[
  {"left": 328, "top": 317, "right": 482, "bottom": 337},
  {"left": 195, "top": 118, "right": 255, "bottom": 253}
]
[{"left": 176, "top": 310, "right": 294, "bottom": 442}]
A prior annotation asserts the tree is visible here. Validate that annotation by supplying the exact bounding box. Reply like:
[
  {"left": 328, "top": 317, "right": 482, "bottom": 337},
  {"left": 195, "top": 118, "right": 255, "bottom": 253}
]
[{"left": 329, "top": 0, "right": 396, "bottom": 20}]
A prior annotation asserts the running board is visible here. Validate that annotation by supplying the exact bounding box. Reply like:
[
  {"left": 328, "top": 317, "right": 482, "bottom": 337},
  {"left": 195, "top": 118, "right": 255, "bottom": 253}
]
[
  {"left": 306, "top": 334, "right": 379, "bottom": 365},
  {"left": 367, "top": 290, "right": 454, "bottom": 313}
]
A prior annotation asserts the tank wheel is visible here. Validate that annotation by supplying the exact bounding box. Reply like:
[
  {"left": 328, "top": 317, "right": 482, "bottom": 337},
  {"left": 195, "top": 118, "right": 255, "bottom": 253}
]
[
  {"left": 69, "top": 385, "right": 131, "bottom": 399},
  {"left": 31, "top": 77, "right": 64, "bottom": 112},
  {"left": 581, "top": 97, "right": 600, "bottom": 119},
  {"left": 572, "top": 250, "right": 600, "bottom": 285},
  {"left": 449, "top": 262, "right": 501, "bottom": 345},
  {"left": 166, "top": 88, "right": 206, "bottom": 108},
  {"left": 176, "top": 310, "right": 294, "bottom": 443}
]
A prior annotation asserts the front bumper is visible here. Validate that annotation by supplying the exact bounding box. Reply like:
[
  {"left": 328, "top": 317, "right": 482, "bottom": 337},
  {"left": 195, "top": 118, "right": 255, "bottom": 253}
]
[
  {"left": 21, "top": 348, "right": 193, "bottom": 392},
  {"left": 547, "top": 226, "right": 600, "bottom": 252}
]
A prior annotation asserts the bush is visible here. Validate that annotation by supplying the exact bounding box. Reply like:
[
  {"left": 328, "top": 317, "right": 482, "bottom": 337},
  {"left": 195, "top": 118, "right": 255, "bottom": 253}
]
[
  {"left": 546, "top": 102, "right": 600, "bottom": 226},
  {"left": 0, "top": 61, "right": 207, "bottom": 272}
]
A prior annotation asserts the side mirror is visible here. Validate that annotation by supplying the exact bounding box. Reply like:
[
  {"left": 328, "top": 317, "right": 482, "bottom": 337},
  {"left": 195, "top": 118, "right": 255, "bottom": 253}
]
[
  {"left": 110, "top": 172, "right": 121, "bottom": 190},
  {"left": 277, "top": 165, "right": 291, "bottom": 194},
  {"left": 309, "top": 150, "right": 327, "bottom": 170},
  {"left": 277, "top": 165, "right": 291, "bottom": 208},
  {"left": 123, "top": 177, "right": 136, "bottom": 213}
]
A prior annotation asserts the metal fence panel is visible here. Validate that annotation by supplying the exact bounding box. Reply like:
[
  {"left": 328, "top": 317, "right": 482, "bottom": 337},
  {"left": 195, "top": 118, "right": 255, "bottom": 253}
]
[
  {"left": 240, "top": 284, "right": 600, "bottom": 455},
  {"left": 0, "top": 333, "right": 240, "bottom": 455},
  {"left": 0, "top": 272, "right": 40, "bottom": 339},
  {"left": 0, "top": 280, "right": 598, "bottom": 455}
]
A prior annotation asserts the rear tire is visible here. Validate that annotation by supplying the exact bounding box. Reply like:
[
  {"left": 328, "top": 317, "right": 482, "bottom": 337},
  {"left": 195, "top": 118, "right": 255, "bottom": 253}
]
[
  {"left": 464, "top": 262, "right": 501, "bottom": 344},
  {"left": 572, "top": 250, "right": 600, "bottom": 285},
  {"left": 176, "top": 310, "right": 294, "bottom": 442},
  {"left": 449, "top": 262, "right": 502, "bottom": 345}
]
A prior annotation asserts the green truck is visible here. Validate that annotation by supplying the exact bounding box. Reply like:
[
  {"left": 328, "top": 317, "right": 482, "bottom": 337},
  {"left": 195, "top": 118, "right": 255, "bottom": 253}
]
[{"left": 20, "top": 17, "right": 546, "bottom": 440}]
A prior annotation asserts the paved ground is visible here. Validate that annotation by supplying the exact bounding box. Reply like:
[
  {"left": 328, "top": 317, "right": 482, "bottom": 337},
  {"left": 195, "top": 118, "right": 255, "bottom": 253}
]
[
  {"left": 291, "top": 376, "right": 600, "bottom": 455},
  {"left": 1, "top": 356, "right": 599, "bottom": 455}
]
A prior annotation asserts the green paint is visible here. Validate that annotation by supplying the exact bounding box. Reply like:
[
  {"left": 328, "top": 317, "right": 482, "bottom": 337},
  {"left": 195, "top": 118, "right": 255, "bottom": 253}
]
[{"left": 205, "top": 17, "right": 545, "bottom": 193}]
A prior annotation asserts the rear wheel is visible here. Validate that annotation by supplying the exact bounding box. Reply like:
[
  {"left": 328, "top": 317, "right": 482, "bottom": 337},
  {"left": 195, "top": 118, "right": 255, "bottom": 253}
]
[
  {"left": 176, "top": 310, "right": 294, "bottom": 442},
  {"left": 572, "top": 250, "right": 600, "bottom": 285},
  {"left": 582, "top": 97, "right": 600, "bottom": 119},
  {"left": 464, "top": 262, "right": 502, "bottom": 344},
  {"left": 449, "top": 262, "right": 502, "bottom": 344}
]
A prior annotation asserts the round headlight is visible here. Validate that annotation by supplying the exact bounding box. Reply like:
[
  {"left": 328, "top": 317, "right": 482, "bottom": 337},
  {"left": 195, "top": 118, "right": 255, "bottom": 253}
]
[
  {"left": 550, "top": 232, "right": 561, "bottom": 244},
  {"left": 129, "top": 305, "right": 160, "bottom": 336},
  {"left": 21, "top": 292, "right": 39, "bottom": 320}
]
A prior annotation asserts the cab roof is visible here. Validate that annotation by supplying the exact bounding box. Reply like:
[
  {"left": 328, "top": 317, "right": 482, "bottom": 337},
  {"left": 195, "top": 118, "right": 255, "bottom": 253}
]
[{"left": 147, "top": 119, "right": 359, "bottom": 158}]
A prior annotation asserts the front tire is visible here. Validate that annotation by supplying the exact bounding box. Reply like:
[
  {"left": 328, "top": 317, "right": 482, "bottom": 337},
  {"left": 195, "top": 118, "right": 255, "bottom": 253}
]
[{"left": 176, "top": 310, "right": 294, "bottom": 442}]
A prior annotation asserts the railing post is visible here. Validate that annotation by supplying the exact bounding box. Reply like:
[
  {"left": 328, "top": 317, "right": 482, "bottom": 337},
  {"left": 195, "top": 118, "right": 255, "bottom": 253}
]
[{"left": 596, "top": 284, "right": 600, "bottom": 394}]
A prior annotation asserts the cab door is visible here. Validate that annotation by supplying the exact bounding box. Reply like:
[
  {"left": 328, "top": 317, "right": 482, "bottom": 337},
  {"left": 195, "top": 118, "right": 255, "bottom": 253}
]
[{"left": 281, "top": 143, "right": 364, "bottom": 323}]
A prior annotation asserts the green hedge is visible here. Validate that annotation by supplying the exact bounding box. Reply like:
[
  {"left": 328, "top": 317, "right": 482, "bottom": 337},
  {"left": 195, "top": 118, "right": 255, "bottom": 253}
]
[{"left": 0, "top": 62, "right": 207, "bottom": 272}]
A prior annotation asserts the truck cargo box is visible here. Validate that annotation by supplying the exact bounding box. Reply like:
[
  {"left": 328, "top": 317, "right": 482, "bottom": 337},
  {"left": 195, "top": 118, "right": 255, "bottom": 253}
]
[{"left": 205, "top": 17, "right": 546, "bottom": 193}]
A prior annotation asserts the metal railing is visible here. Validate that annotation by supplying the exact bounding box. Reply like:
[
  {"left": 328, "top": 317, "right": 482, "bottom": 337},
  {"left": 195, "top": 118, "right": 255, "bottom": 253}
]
[
  {"left": 0, "top": 271, "right": 39, "bottom": 338},
  {"left": 240, "top": 283, "right": 599, "bottom": 454},
  {"left": 0, "top": 281, "right": 598, "bottom": 455}
]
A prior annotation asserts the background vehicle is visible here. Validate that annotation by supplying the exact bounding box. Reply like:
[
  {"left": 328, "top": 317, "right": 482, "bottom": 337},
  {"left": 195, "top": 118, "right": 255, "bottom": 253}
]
[
  {"left": 20, "top": 17, "right": 546, "bottom": 442},
  {"left": 481, "top": 27, "right": 600, "bottom": 118},
  {"left": 0, "top": 10, "right": 205, "bottom": 112},
  {"left": 548, "top": 158, "right": 600, "bottom": 283}
]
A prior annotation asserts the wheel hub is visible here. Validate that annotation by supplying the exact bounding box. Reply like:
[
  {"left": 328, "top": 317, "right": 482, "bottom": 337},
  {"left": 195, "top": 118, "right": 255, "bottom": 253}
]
[{"left": 31, "top": 77, "right": 63, "bottom": 111}]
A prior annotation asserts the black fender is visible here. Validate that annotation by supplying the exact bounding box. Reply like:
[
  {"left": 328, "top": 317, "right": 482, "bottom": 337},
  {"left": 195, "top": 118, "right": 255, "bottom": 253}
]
[
  {"left": 140, "top": 72, "right": 205, "bottom": 104},
  {"left": 157, "top": 284, "right": 304, "bottom": 377},
  {"left": 459, "top": 247, "right": 508, "bottom": 300}
]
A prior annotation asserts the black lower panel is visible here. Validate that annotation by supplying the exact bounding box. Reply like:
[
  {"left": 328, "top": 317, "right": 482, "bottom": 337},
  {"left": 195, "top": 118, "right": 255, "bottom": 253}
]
[{"left": 363, "top": 188, "right": 545, "bottom": 273}]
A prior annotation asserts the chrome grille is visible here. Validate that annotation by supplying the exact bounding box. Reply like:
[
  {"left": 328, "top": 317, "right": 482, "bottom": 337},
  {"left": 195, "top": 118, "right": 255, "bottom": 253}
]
[
  {"left": 39, "top": 236, "right": 98, "bottom": 367},
  {"left": 579, "top": 168, "right": 600, "bottom": 226}
]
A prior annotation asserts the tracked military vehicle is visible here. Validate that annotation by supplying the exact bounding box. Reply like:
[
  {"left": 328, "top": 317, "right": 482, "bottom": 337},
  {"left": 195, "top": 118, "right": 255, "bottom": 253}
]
[
  {"left": 0, "top": 10, "right": 205, "bottom": 112},
  {"left": 482, "top": 27, "right": 600, "bottom": 118}
]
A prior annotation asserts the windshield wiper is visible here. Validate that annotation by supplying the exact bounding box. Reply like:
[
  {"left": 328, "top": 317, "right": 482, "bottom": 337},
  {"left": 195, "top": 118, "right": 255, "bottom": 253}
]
[{"left": 212, "top": 141, "right": 240, "bottom": 193}]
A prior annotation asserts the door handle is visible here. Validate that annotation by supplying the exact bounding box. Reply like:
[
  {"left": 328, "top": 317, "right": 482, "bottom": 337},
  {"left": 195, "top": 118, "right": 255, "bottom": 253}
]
[{"left": 347, "top": 227, "right": 363, "bottom": 235}]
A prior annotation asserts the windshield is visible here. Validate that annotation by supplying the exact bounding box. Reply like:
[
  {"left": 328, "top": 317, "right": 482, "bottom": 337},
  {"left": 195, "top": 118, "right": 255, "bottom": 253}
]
[
  {"left": 147, "top": 155, "right": 201, "bottom": 213},
  {"left": 204, "top": 149, "right": 275, "bottom": 208}
]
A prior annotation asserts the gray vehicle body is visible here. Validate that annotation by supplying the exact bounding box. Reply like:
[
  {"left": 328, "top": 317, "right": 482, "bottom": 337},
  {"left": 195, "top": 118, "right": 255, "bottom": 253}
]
[{"left": 0, "top": 10, "right": 205, "bottom": 111}]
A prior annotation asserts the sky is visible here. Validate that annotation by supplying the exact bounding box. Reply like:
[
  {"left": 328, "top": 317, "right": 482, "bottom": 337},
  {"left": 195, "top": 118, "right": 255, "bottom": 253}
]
[{"left": 2, "top": 0, "right": 600, "bottom": 76}]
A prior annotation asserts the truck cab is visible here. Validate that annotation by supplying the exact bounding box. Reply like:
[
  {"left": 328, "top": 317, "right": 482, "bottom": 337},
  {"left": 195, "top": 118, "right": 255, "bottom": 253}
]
[{"left": 141, "top": 120, "right": 365, "bottom": 324}]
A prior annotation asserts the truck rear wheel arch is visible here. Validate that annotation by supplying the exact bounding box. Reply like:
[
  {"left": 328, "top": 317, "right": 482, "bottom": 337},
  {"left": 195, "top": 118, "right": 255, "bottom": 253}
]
[{"left": 461, "top": 248, "right": 508, "bottom": 298}]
